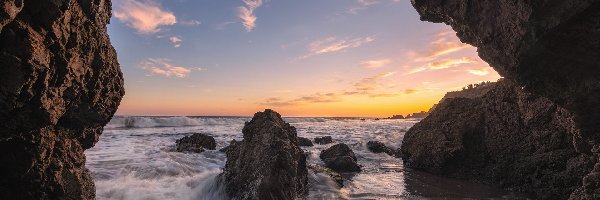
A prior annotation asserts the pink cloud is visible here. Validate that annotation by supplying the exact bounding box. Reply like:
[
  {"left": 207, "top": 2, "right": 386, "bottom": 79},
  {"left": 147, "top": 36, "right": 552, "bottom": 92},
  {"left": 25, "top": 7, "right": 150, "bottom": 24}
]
[{"left": 113, "top": 0, "right": 177, "bottom": 34}]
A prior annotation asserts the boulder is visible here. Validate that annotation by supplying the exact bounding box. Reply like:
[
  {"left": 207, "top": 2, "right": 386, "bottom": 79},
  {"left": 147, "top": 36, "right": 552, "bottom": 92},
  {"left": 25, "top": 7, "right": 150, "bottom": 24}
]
[
  {"left": 176, "top": 133, "right": 216, "bottom": 153},
  {"left": 401, "top": 80, "right": 595, "bottom": 199},
  {"left": 219, "top": 140, "right": 238, "bottom": 153},
  {"left": 366, "top": 141, "right": 391, "bottom": 154},
  {"left": 220, "top": 109, "right": 308, "bottom": 199},
  {"left": 0, "top": 1, "right": 124, "bottom": 199},
  {"left": 298, "top": 137, "right": 314, "bottom": 147},
  {"left": 314, "top": 136, "right": 333, "bottom": 145},
  {"left": 320, "top": 143, "right": 361, "bottom": 172}
]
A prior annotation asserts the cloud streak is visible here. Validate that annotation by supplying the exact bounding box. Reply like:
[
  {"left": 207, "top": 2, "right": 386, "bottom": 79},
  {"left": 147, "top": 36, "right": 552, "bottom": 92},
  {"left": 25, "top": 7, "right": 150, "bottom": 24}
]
[
  {"left": 169, "top": 36, "right": 182, "bottom": 48},
  {"left": 238, "top": 0, "right": 263, "bottom": 32},
  {"left": 113, "top": 0, "right": 177, "bottom": 35},
  {"left": 361, "top": 59, "right": 392, "bottom": 68},
  {"left": 299, "top": 36, "right": 375, "bottom": 60},
  {"left": 139, "top": 58, "right": 192, "bottom": 78}
]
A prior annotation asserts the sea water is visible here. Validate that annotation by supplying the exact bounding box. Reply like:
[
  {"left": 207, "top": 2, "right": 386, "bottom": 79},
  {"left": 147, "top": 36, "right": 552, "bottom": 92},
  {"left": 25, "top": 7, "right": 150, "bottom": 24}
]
[{"left": 86, "top": 116, "right": 520, "bottom": 200}]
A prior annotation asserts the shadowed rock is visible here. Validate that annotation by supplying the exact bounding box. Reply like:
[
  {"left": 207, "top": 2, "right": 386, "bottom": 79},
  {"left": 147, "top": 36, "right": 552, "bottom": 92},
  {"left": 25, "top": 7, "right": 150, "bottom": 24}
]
[
  {"left": 0, "top": 0, "right": 124, "bottom": 199},
  {"left": 219, "top": 140, "right": 238, "bottom": 153},
  {"left": 307, "top": 163, "right": 345, "bottom": 187},
  {"left": 402, "top": 80, "right": 594, "bottom": 199},
  {"left": 220, "top": 109, "right": 308, "bottom": 199},
  {"left": 314, "top": 136, "right": 333, "bottom": 145},
  {"left": 320, "top": 143, "right": 361, "bottom": 172},
  {"left": 408, "top": 1, "right": 600, "bottom": 199},
  {"left": 298, "top": 137, "right": 314, "bottom": 147},
  {"left": 176, "top": 133, "right": 216, "bottom": 153}
]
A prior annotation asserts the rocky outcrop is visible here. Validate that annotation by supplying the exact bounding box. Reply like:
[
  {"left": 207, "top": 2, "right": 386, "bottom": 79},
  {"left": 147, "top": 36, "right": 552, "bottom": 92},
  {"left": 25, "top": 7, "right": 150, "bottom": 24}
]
[
  {"left": 0, "top": 1, "right": 124, "bottom": 199},
  {"left": 176, "top": 133, "right": 216, "bottom": 153},
  {"left": 298, "top": 137, "right": 313, "bottom": 147},
  {"left": 406, "top": 111, "right": 429, "bottom": 119},
  {"left": 307, "top": 163, "right": 345, "bottom": 187},
  {"left": 402, "top": 80, "right": 595, "bottom": 199},
  {"left": 320, "top": 143, "right": 361, "bottom": 172},
  {"left": 387, "top": 115, "right": 405, "bottom": 119},
  {"left": 220, "top": 109, "right": 308, "bottom": 199},
  {"left": 314, "top": 136, "right": 333, "bottom": 145},
  {"left": 407, "top": 1, "right": 600, "bottom": 199},
  {"left": 219, "top": 140, "right": 238, "bottom": 153}
]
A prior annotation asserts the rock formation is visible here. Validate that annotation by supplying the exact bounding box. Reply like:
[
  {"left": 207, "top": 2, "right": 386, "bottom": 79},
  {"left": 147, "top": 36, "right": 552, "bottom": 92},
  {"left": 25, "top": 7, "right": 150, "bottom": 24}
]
[
  {"left": 314, "top": 136, "right": 333, "bottom": 145},
  {"left": 402, "top": 80, "right": 594, "bottom": 199},
  {"left": 320, "top": 143, "right": 361, "bottom": 172},
  {"left": 367, "top": 141, "right": 401, "bottom": 158},
  {"left": 307, "top": 163, "right": 345, "bottom": 187},
  {"left": 405, "top": 1, "right": 600, "bottom": 199},
  {"left": 0, "top": 1, "right": 124, "bottom": 199},
  {"left": 298, "top": 137, "right": 314, "bottom": 147},
  {"left": 176, "top": 133, "right": 216, "bottom": 153},
  {"left": 220, "top": 109, "right": 308, "bottom": 199},
  {"left": 387, "top": 115, "right": 405, "bottom": 119}
]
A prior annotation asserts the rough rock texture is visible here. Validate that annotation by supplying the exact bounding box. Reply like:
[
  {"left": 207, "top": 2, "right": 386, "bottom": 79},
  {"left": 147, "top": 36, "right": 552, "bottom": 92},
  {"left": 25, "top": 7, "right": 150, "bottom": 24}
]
[
  {"left": 366, "top": 140, "right": 401, "bottom": 158},
  {"left": 298, "top": 137, "right": 313, "bottom": 147},
  {"left": 320, "top": 143, "right": 361, "bottom": 172},
  {"left": 402, "top": 80, "right": 595, "bottom": 199},
  {"left": 314, "top": 136, "right": 332, "bottom": 145},
  {"left": 219, "top": 139, "right": 238, "bottom": 153},
  {"left": 408, "top": 1, "right": 600, "bottom": 199},
  {"left": 220, "top": 109, "right": 308, "bottom": 200},
  {"left": 176, "top": 133, "right": 216, "bottom": 153},
  {"left": 0, "top": 0, "right": 124, "bottom": 199}
]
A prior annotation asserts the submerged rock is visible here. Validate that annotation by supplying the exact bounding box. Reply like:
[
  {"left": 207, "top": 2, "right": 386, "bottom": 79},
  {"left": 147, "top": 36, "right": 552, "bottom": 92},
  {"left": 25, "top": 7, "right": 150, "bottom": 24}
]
[
  {"left": 298, "top": 137, "right": 314, "bottom": 147},
  {"left": 176, "top": 133, "right": 216, "bottom": 153},
  {"left": 401, "top": 80, "right": 595, "bottom": 199},
  {"left": 314, "top": 136, "right": 333, "bottom": 145},
  {"left": 367, "top": 141, "right": 390, "bottom": 154},
  {"left": 307, "top": 163, "right": 345, "bottom": 187},
  {"left": 0, "top": 1, "right": 124, "bottom": 199},
  {"left": 320, "top": 143, "right": 361, "bottom": 172},
  {"left": 220, "top": 109, "right": 308, "bottom": 199}
]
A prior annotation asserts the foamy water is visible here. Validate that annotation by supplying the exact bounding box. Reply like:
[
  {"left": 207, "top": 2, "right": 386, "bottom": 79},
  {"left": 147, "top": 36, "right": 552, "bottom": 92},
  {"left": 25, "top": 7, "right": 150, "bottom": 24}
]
[{"left": 86, "top": 116, "right": 520, "bottom": 200}]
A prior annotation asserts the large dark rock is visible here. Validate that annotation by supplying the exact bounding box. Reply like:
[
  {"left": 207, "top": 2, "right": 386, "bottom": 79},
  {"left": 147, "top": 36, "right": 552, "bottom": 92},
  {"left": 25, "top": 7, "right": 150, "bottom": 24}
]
[
  {"left": 367, "top": 141, "right": 390, "bottom": 154},
  {"left": 402, "top": 80, "right": 595, "bottom": 199},
  {"left": 320, "top": 143, "right": 361, "bottom": 172},
  {"left": 176, "top": 133, "right": 216, "bottom": 153},
  {"left": 220, "top": 109, "right": 308, "bottom": 199},
  {"left": 0, "top": 1, "right": 124, "bottom": 199},
  {"left": 298, "top": 137, "right": 313, "bottom": 147},
  {"left": 314, "top": 136, "right": 333, "bottom": 145},
  {"left": 408, "top": 1, "right": 600, "bottom": 199},
  {"left": 307, "top": 163, "right": 345, "bottom": 187}
]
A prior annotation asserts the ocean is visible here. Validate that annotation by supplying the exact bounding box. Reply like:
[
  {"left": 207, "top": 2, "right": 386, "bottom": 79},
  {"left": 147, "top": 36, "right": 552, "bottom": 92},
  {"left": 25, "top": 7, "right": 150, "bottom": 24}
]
[{"left": 85, "top": 116, "right": 519, "bottom": 199}]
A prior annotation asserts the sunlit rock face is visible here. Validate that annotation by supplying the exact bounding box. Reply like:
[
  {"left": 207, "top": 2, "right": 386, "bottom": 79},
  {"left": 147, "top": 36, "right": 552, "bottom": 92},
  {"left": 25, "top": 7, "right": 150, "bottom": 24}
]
[
  {"left": 220, "top": 109, "right": 308, "bottom": 200},
  {"left": 405, "top": 0, "right": 600, "bottom": 199},
  {"left": 0, "top": 0, "right": 124, "bottom": 199}
]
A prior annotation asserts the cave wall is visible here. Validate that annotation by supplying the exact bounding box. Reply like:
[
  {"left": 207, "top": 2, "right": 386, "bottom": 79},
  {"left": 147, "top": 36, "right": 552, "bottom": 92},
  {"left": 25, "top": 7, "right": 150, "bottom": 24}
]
[
  {"left": 406, "top": 0, "right": 600, "bottom": 199},
  {"left": 0, "top": 0, "right": 124, "bottom": 199}
]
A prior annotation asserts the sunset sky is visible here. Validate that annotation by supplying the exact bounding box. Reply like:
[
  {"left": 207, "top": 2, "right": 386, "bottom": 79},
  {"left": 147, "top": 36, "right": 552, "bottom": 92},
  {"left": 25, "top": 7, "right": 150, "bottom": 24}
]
[{"left": 110, "top": 0, "right": 501, "bottom": 117}]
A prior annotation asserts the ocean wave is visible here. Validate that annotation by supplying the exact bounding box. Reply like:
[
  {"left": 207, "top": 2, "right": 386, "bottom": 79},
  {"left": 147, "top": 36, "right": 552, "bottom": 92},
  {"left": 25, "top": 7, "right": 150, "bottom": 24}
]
[{"left": 105, "top": 116, "right": 248, "bottom": 129}]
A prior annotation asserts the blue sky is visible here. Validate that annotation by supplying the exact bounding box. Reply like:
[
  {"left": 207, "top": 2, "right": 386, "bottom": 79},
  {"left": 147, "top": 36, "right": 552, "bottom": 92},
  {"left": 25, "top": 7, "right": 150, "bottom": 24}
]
[{"left": 109, "top": 0, "right": 500, "bottom": 117}]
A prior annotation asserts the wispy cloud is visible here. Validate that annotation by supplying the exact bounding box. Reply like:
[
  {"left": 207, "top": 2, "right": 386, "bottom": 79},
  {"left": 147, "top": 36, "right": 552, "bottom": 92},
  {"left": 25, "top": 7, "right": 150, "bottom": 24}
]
[
  {"left": 180, "top": 19, "right": 201, "bottom": 26},
  {"left": 139, "top": 58, "right": 192, "bottom": 78},
  {"left": 406, "top": 57, "right": 476, "bottom": 74},
  {"left": 361, "top": 59, "right": 392, "bottom": 68},
  {"left": 113, "top": 0, "right": 177, "bottom": 35},
  {"left": 467, "top": 67, "right": 490, "bottom": 76},
  {"left": 169, "top": 36, "right": 182, "bottom": 48},
  {"left": 354, "top": 72, "right": 396, "bottom": 92},
  {"left": 348, "top": 0, "right": 380, "bottom": 14},
  {"left": 238, "top": 0, "right": 263, "bottom": 32},
  {"left": 408, "top": 29, "right": 471, "bottom": 62},
  {"left": 298, "top": 36, "right": 375, "bottom": 60}
]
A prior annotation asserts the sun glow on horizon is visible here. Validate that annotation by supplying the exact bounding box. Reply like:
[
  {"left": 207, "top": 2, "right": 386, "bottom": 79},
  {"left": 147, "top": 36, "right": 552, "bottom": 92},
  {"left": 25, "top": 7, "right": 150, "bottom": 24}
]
[{"left": 110, "top": 0, "right": 500, "bottom": 117}]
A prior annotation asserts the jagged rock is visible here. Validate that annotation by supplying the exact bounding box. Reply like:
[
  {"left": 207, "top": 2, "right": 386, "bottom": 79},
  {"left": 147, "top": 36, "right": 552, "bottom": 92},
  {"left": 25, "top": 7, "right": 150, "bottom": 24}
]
[
  {"left": 314, "top": 136, "right": 333, "bottom": 145},
  {"left": 401, "top": 80, "right": 595, "bottom": 199},
  {"left": 307, "top": 163, "right": 345, "bottom": 187},
  {"left": 176, "top": 133, "right": 216, "bottom": 153},
  {"left": 298, "top": 137, "right": 313, "bottom": 147},
  {"left": 0, "top": 1, "right": 124, "bottom": 199},
  {"left": 220, "top": 109, "right": 308, "bottom": 199},
  {"left": 320, "top": 143, "right": 361, "bottom": 172},
  {"left": 409, "top": 1, "right": 600, "bottom": 199}
]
